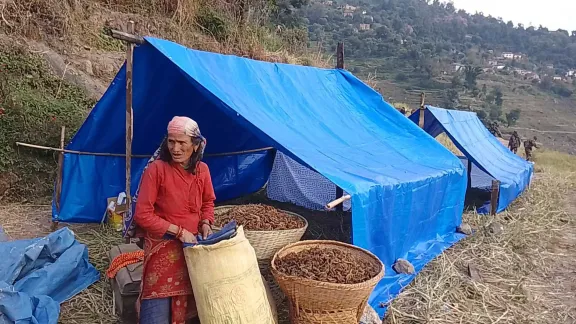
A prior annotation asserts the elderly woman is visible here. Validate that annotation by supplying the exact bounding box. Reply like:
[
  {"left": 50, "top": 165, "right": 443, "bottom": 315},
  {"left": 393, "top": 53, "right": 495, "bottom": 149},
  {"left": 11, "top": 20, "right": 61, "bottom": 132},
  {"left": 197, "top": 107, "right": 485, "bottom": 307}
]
[{"left": 134, "top": 116, "right": 216, "bottom": 324}]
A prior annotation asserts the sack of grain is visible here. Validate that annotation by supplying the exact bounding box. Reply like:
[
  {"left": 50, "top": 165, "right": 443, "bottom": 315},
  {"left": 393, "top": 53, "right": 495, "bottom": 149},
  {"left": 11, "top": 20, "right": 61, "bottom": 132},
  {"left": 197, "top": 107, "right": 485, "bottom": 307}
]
[{"left": 183, "top": 226, "right": 277, "bottom": 324}]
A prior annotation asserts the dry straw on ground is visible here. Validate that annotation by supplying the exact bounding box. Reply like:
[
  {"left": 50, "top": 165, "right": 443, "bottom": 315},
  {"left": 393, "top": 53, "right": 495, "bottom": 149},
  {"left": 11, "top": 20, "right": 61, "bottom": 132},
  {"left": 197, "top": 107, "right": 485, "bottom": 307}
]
[
  {"left": 384, "top": 150, "right": 576, "bottom": 324},
  {"left": 1, "top": 152, "right": 574, "bottom": 324}
]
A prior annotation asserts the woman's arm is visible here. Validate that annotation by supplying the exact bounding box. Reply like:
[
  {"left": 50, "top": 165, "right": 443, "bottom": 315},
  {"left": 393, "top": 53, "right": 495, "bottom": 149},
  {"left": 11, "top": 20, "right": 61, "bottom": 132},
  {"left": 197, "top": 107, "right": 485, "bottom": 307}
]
[
  {"left": 134, "top": 162, "right": 172, "bottom": 237},
  {"left": 200, "top": 164, "right": 216, "bottom": 225}
]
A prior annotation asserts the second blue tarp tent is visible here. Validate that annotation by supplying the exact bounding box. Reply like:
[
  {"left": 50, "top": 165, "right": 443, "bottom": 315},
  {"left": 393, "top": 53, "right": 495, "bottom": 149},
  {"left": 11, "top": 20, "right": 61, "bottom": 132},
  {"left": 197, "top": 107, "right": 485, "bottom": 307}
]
[
  {"left": 409, "top": 106, "right": 533, "bottom": 213},
  {"left": 54, "top": 37, "right": 468, "bottom": 314}
]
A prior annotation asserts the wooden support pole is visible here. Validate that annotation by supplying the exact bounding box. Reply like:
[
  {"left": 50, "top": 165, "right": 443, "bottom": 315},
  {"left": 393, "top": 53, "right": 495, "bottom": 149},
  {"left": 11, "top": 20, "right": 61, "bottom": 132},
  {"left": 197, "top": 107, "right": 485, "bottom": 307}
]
[
  {"left": 418, "top": 92, "right": 426, "bottom": 128},
  {"left": 336, "top": 42, "right": 344, "bottom": 69},
  {"left": 51, "top": 126, "right": 66, "bottom": 232},
  {"left": 335, "top": 42, "right": 345, "bottom": 210},
  {"left": 125, "top": 21, "right": 135, "bottom": 243},
  {"left": 490, "top": 180, "right": 500, "bottom": 215}
]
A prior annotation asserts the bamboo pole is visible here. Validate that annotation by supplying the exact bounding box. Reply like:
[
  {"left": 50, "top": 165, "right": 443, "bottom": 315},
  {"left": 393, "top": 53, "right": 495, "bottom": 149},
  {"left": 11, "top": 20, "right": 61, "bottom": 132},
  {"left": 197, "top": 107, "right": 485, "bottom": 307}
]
[
  {"left": 326, "top": 195, "right": 351, "bottom": 210},
  {"left": 125, "top": 21, "right": 135, "bottom": 243},
  {"left": 490, "top": 180, "right": 500, "bottom": 215},
  {"left": 418, "top": 92, "right": 426, "bottom": 128},
  {"left": 51, "top": 126, "right": 65, "bottom": 232},
  {"left": 15, "top": 142, "right": 274, "bottom": 158}
]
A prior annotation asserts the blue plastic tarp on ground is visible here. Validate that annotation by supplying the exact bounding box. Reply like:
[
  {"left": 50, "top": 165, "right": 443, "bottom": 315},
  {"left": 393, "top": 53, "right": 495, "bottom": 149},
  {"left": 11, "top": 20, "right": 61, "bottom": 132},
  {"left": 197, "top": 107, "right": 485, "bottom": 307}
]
[
  {"left": 55, "top": 37, "right": 468, "bottom": 315},
  {"left": 409, "top": 106, "right": 533, "bottom": 213},
  {"left": 0, "top": 228, "right": 100, "bottom": 324}
]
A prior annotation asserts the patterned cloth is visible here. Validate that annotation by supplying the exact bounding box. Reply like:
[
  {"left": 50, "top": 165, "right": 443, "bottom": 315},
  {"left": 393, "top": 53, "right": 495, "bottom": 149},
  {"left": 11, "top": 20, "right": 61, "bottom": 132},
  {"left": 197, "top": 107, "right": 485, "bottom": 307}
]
[
  {"left": 266, "top": 151, "right": 351, "bottom": 211},
  {"left": 137, "top": 237, "right": 197, "bottom": 323}
]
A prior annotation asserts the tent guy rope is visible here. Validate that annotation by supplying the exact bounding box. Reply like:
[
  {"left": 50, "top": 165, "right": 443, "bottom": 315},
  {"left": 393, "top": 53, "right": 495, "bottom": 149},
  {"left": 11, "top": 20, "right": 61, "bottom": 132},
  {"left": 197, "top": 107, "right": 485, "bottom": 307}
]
[{"left": 15, "top": 142, "right": 274, "bottom": 158}]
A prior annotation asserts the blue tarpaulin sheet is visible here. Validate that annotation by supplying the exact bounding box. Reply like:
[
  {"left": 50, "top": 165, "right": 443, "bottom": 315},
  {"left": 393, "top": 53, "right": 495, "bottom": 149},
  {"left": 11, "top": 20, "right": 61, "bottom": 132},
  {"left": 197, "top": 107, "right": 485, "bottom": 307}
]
[
  {"left": 0, "top": 228, "right": 100, "bottom": 324},
  {"left": 55, "top": 37, "right": 467, "bottom": 315},
  {"left": 409, "top": 106, "right": 533, "bottom": 213}
]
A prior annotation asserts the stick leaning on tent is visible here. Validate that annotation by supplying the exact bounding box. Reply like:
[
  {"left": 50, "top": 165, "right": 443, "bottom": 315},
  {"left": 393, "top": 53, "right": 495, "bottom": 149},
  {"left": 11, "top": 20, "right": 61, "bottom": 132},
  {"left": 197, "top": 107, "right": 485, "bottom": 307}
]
[{"left": 326, "top": 195, "right": 351, "bottom": 209}]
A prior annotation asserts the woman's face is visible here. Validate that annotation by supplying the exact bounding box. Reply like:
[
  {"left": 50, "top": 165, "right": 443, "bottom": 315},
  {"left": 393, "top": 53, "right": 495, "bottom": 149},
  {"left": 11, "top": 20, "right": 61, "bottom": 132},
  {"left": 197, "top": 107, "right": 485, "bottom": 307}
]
[{"left": 167, "top": 133, "right": 198, "bottom": 164}]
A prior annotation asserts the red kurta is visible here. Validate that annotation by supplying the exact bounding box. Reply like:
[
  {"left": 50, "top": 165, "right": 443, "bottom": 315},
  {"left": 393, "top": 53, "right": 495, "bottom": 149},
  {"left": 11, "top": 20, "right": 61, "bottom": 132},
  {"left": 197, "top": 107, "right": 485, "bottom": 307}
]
[{"left": 134, "top": 160, "right": 216, "bottom": 323}]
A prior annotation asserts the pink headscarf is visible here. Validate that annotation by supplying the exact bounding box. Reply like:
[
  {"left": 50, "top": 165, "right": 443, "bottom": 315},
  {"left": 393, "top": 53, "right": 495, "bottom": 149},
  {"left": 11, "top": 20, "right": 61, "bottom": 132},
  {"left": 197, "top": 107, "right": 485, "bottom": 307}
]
[
  {"left": 167, "top": 116, "right": 201, "bottom": 138},
  {"left": 167, "top": 116, "right": 207, "bottom": 153}
]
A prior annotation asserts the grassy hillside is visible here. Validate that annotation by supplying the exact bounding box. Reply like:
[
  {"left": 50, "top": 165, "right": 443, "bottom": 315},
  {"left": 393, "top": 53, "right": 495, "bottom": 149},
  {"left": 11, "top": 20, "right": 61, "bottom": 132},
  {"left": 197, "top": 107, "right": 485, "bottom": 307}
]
[{"left": 0, "top": 0, "right": 323, "bottom": 202}]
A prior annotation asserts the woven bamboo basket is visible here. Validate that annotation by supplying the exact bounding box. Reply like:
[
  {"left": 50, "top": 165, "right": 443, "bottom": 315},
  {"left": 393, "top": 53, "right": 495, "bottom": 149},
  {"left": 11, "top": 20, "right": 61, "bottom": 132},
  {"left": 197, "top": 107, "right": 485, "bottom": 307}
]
[
  {"left": 213, "top": 205, "right": 308, "bottom": 260},
  {"left": 271, "top": 240, "right": 384, "bottom": 324}
]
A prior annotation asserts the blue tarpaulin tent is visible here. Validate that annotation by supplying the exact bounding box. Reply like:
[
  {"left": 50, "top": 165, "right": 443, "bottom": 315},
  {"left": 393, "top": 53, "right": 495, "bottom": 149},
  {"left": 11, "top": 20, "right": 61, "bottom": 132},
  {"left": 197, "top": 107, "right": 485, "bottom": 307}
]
[
  {"left": 409, "top": 106, "right": 533, "bottom": 213},
  {"left": 0, "top": 228, "right": 100, "bottom": 324},
  {"left": 54, "top": 37, "right": 468, "bottom": 314}
]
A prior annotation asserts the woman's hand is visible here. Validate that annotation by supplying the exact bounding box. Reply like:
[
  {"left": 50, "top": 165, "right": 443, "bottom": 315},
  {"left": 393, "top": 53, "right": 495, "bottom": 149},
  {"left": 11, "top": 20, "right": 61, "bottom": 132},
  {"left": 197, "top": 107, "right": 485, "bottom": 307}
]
[
  {"left": 200, "top": 223, "right": 212, "bottom": 240},
  {"left": 179, "top": 229, "right": 198, "bottom": 244}
]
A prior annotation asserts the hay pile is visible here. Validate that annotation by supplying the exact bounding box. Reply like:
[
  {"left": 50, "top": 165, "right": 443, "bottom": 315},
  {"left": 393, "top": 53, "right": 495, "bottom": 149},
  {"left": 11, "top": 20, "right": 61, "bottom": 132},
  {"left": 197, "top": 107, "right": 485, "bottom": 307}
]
[{"left": 383, "top": 151, "right": 576, "bottom": 324}]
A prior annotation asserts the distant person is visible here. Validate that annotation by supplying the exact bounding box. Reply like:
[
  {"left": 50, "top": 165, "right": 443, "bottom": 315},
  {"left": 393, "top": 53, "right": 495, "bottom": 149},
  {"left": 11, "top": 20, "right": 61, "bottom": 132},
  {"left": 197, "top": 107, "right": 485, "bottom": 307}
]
[
  {"left": 488, "top": 121, "right": 502, "bottom": 138},
  {"left": 508, "top": 131, "right": 521, "bottom": 154},
  {"left": 396, "top": 106, "right": 407, "bottom": 115},
  {"left": 524, "top": 136, "right": 539, "bottom": 161}
]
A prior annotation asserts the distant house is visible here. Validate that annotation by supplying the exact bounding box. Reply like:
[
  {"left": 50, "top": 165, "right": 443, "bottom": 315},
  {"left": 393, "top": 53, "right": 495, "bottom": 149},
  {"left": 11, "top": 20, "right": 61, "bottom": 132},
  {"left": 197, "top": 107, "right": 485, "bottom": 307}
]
[
  {"left": 513, "top": 54, "right": 523, "bottom": 60},
  {"left": 464, "top": 34, "right": 473, "bottom": 40},
  {"left": 453, "top": 63, "right": 464, "bottom": 72},
  {"left": 525, "top": 73, "right": 540, "bottom": 81},
  {"left": 566, "top": 70, "right": 576, "bottom": 77},
  {"left": 322, "top": 0, "right": 333, "bottom": 5},
  {"left": 496, "top": 65, "right": 506, "bottom": 70},
  {"left": 362, "top": 10, "right": 367, "bottom": 15},
  {"left": 359, "top": 23, "right": 371, "bottom": 31},
  {"left": 502, "top": 52, "right": 514, "bottom": 59},
  {"left": 343, "top": 4, "right": 357, "bottom": 11},
  {"left": 553, "top": 76, "right": 562, "bottom": 81},
  {"left": 488, "top": 60, "right": 498, "bottom": 66},
  {"left": 546, "top": 64, "right": 554, "bottom": 69},
  {"left": 343, "top": 9, "right": 353, "bottom": 17},
  {"left": 488, "top": 49, "right": 494, "bottom": 54}
]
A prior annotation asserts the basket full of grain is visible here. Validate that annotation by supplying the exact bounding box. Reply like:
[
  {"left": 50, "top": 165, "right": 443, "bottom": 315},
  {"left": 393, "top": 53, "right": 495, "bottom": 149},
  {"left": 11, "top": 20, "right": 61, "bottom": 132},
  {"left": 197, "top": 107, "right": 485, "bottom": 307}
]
[
  {"left": 271, "top": 240, "right": 384, "bottom": 324},
  {"left": 214, "top": 204, "right": 308, "bottom": 260}
]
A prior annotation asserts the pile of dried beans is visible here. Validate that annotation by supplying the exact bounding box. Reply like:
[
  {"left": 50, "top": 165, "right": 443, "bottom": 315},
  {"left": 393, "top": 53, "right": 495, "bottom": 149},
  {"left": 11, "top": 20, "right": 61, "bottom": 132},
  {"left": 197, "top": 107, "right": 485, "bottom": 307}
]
[
  {"left": 275, "top": 247, "right": 380, "bottom": 284},
  {"left": 216, "top": 204, "right": 306, "bottom": 231}
]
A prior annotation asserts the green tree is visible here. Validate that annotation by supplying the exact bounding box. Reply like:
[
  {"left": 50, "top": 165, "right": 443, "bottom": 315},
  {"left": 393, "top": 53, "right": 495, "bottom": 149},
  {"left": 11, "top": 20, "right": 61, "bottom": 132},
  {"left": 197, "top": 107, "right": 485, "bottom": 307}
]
[
  {"left": 463, "top": 65, "right": 483, "bottom": 90},
  {"left": 444, "top": 89, "right": 460, "bottom": 108},
  {"left": 492, "top": 87, "right": 504, "bottom": 106}
]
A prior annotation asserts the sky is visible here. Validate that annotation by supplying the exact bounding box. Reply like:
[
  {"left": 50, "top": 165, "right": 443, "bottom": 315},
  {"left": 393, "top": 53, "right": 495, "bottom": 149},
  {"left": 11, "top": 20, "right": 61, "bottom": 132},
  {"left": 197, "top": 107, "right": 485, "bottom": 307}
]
[{"left": 449, "top": 0, "right": 576, "bottom": 32}]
